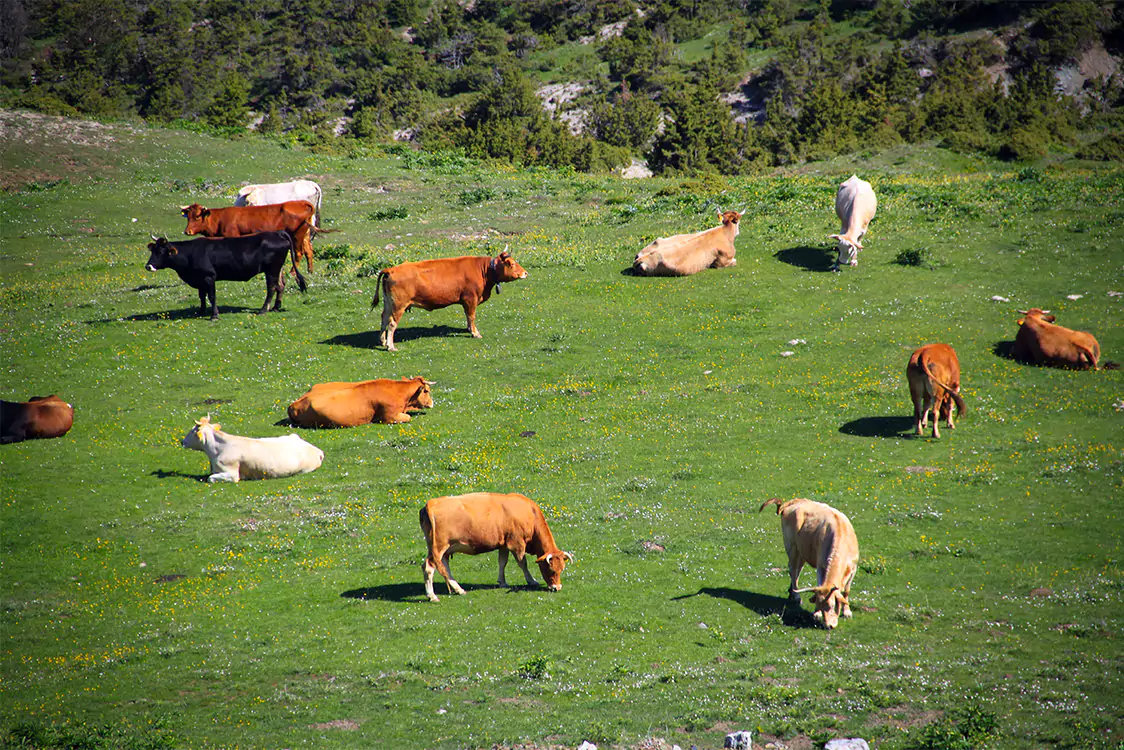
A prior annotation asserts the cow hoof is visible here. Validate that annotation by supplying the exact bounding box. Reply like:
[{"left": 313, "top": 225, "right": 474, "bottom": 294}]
[{"left": 427, "top": 594, "right": 440, "bottom": 603}]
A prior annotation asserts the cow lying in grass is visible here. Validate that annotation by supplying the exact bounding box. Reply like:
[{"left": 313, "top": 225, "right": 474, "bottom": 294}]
[
  {"left": 287, "top": 377, "right": 434, "bottom": 427},
  {"left": 632, "top": 209, "right": 743, "bottom": 276},
  {"left": 1, "top": 395, "right": 73, "bottom": 444},
  {"left": 181, "top": 416, "right": 323, "bottom": 482},
  {"left": 420, "top": 492, "right": 572, "bottom": 602},
  {"left": 1012, "top": 308, "right": 1104, "bottom": 370},
  {"left": 759, "top": 497, "right": 859, "bottom": 629},
  {"left": 907, "top": 343, "right": 966, "bottom": 438}
]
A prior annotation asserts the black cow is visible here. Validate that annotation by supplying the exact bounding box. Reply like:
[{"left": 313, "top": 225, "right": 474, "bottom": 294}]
[{"left": 144, "top": 232, "right": 307, "bottom": 320}]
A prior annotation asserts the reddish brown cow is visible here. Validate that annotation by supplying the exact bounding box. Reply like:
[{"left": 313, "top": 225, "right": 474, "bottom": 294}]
[
  {"left": 180, "top": 201, "right": 321, "bottom": 273},
  {"left": 1, "top": 395, "right": 74, "bottom": 444},
  {"left": 1012, "top": 308, "right": 1102, "bottom": 370},
  {"left": 287, "top": 377, "right": 434, "bottom": 427},
  {"left": 907, "top": 343, "right": 966, "bottom": 438},
  {"left": 371, "top": 249, "right": 528, "bottom": 352},
  {"left": 419, "top": 492, "right": 572, "bottom": 602}
]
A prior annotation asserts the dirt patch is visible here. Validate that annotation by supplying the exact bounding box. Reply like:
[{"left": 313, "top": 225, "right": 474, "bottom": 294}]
[
  {"left": 870, "top": 705, "right": 943, "bottom": 730},
  {"left": 309, "top": 719, "right": 360, "bottom": 730},
  {"left": 756, "top": 733, "right": 815, "bottom": 750},
  {"left": 903, "top": 465, "right": 941, "bottom": 474}
]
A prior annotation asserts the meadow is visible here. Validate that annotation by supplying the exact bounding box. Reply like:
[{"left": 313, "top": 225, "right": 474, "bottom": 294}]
[{"left": 1, "top": 110, "right": 1122, "bottom": 749}]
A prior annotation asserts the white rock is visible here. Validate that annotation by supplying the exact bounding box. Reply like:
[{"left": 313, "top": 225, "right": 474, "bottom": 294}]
[
  {"left": 1108, "top": 291, "right": 1122, "bottom": 297},
  {"left": 1066, "top": 294, "right": 1083, "bottom": 300},
  {"left": 577, "top": 742, "right": 598, "bottom": 750},
  {"left": 824, "top": 739, "right": 870, "bottom": 750},
  {"left": 990, "top": 295, "right": 1010, "bottom": 302},
  {"left": 724, "top": 730, "right": 753, "bottom": 749},
  {"left": 787, "top": 338, "right": 806, "bottom": 345},
  {"left": 780, "top": 351, "right": 795, "bottom": 357}
]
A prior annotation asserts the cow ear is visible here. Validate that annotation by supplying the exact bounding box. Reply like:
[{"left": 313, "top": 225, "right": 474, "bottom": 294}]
[
  {"left": 829, "top": 234, "right": 842, "bottom": 242},
  {"left": 201, "top": 208, "right": 211, "bottom": 218}
]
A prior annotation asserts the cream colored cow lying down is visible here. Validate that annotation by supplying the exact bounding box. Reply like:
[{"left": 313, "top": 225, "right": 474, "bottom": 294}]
[
  {"left": 633, "top": 209, "right": 744, "bottom": 276},
  {"left": 181, "top": 416, "right": 324, "bottom": 483}
]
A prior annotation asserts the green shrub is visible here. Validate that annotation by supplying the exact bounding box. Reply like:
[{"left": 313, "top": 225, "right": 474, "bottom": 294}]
[
  {"left": 940, "top": 130, "right": 996, "bottom": 155},
  {"left": 1077, "top": 132, "right": 1124, "bottom": 161},
  {"left": 517, "top": 654, "right": 551, "bottom": 680},
  {"left": 315, "top": 244, "right": 352, "bottom": 260},
  {"left": 368, "top": 207, "right": 409, "bottom": 221},
  {"left": 998, "top": 128, "right": 1049, "bottom": 161},
  {"left": 458, "top": 186, "right": 496, "bottom": 205},
  {"left": 894, "top": 247, "right": 935, "bottom": 268}
]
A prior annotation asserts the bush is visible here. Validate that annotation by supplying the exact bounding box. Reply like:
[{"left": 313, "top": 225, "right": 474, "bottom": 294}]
[
  {"left": 458, "top": 186, "right": 496, "bottom": 205},
  {"left": 368, "top": 207, "right": 409, "bottom": 221},
  {"left": 998, "top": 127, "right": 1049, "bottom": 161},
  {"left": 940, "top": 130, "right": 996, "bottom": 155},
  {"left": 1077, "top": 131, "right": 1124, "bottom": 161},
  {"left": 517, "top": 654, "right": 551, "bottom": 680},
  {"left": 895, "top": 247, "right": 936, "bottom": 268}
]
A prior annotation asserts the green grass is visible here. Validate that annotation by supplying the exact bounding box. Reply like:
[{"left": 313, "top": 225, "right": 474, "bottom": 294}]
[{"left": 1, "top": 111, "right": 1123, "bottom": 749}]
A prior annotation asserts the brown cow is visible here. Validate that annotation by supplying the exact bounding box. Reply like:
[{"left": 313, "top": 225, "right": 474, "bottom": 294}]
[
  {"left": 759, "top": 497, "right": 859, "bottom": 629},
  {"left": 180, "top": 201, "right": 323, "bottom": 273},
  {"left": 907, "top": 343, "right": 966, "bottom": 438},
  {"left": 419, "top": 492, "right": 572, "bottom": 602},
  {"left": 287, "top": 377, "right": 434, "bottom": 427},
  {"left": 633, "top": 209, "right": 743, "bottom": 276},
  {"left": 1011, "top": 308, "right": 1102, "bottom": 370},
  {"left": 1, "top": 395, "right": 74, "bottom": 444},
  {"left": 371, "top": 249, "right": 528, "bottom": 352}
]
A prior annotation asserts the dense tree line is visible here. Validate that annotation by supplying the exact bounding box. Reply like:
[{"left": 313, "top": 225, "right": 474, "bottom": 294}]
[{"left": 2, "top": 0, "right": 1122, "bottom": 172}]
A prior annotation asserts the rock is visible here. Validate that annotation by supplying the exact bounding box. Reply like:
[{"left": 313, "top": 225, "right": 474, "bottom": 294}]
[
  {"left": 824, "top": 739, "right": 870, "bottom": 750},
  {"left": 621, "top": 159, "right": 653, "bottom": 179},
  {"left": 724, "top": 731, "right": 752, "bottom": 749},
  {"left": 577, "top": 742, "right": 598, "bottom": 750}
]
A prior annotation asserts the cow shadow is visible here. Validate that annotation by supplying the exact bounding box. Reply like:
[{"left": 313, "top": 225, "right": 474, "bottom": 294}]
[
  {"left": 150, "top": 469, "right": 209, "bottom": 481},
  {"left": 839, "top": 415, "right": 915, "bottom": 438},
  {"left": 672, "top": 587, "right": 818, "bottom": 629},
  {"left": 341, "top": 582, "right": 510, "bottom": 603},
  {"left": 321, "top": 325, "right": 463, "bottom": 349},
  {"left": 774, "top": 245, "right": 836, "bottom": 273},
  {"left": 993, "top": 340, "right": 1017, "bottom": 361},
  {"left": 88, "top": 306, "right": 256, "bottom": 324}
]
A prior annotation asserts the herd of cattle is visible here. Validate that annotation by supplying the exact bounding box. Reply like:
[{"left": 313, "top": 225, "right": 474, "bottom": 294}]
[{"left": 4, "top": 175, "right": 1115, "bottom": 627}]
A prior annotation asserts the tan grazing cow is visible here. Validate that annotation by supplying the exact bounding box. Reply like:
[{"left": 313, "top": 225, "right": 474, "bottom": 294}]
[
  {"left": 371, "top": 249, "right": 528, "bottom": 352},
  {"left": 287, "top": 377, "right": 434, "bottom": 427},
  {"left": 759, "top": 497, "right": 859, "bottom": 629},
  {"left": 907, "top": 343, "right": 966, "bottom": 438},
  {"left": 1011, "top": 308, "right": 1102, "bottom": 370},
  {"left": 829, "top": 175, "right": 877, "bottom": 270},
  {"left": 632, "top": 209, "right": 744, "bottom": 276},
  {"left": 419, "top": 492, "right": 572, "bottom": 602}
]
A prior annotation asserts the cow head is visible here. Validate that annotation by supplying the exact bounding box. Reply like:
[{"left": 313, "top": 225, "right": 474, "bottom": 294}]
[
  {"left": 717, "top": 209, "right": 744, "bottom": 236},
  {"left": 829, "top": 233, "right": 862, "bottom": 266},
  {"left": 1017, "top": 308, "right": 1055, "bottom": 325},
  {"left": 536, "top": 550, "right": 573, "bottom": 591},
  {"left": 181, "top": 203, "right": 211, "bottom": 236},
  {"left": 410, "top": 377, "right": 435, "bottom": 409},
  {"left": 181, "top": 416, "right": 220, "bottom": 451},
  {"left": 491, "top": 248, "right": 529, "bottom": 285},
  {"left": 145, "top": 236, "right": 178, "bottom": 271},
  {"left": 795, "top": 583, "right": 848, "bottom": 629}
]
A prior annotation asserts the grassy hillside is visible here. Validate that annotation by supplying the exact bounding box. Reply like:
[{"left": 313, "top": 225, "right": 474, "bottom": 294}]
[{"left": 1, "top": 112, "right": 1122, "bottom": 749}]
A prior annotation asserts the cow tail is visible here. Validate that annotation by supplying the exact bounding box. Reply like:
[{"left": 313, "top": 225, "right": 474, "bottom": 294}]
[
  {"left": 287, "top": 233, "right": 308, "bottom": 293},
  {"left": 925, "top": 363, "right": 965, "bottom": 417},
  {"left": 419, "top": 504, "right": 434, "bottom": 542},
  {"left": 759, "top": 497, "right": 785, "bottom": 515},
  {"left": 371, "top": 271, "right": 387, "bottom": 309}
]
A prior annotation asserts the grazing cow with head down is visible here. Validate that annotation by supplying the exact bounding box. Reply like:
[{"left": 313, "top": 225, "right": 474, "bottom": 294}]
[
  {"left": 1011, "top": 308, "right": 1102, "bottom": 370},
  {"left": 830, "top": 175, "right": 877, "bottom": 270},
  {"left": 180, "top": 200, "right": 324, "bottom": 273},
  {"left": 1, "top": 395, "right": 74, "bottom": 444},
  {"left": 181, "top": 416, "right": 323, "bottom": 483},
  {"left": 145, "top": 232, "right": 306, "bottom": 320},
  {"left": 419, "top": 492, "right": 572, "bottom": 602},
  {"left": 759, "top": 497, "right": 859, "bottom": 629},
  {"left": 907, "top": 343, "right": 966, "bottom": 438},
  {"left": 632, "top": 209, "right": 744, "bottom": 276},
  {"left": 235, "top": 180, "right": 323, "bottom": 227},
  {"left": 371, "top": 249, "right": 528, "bottom": 352},
  {"left": 287, "top": 377, "right": 435, "bottom": 427}
]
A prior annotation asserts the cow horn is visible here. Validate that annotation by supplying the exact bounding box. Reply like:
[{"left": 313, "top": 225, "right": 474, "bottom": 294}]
[
  {"left": 1016, "top": 309, "right": 1028, "bottom": 314},
  {"left": 179, "top": 205, "right": 190, "bottom": 211},
  {"left": 562, "top": 551, "right": 573, "bottom": 562},
  {"left": 1041, "top": 309, "right": 1051, "bottom": 314},
  {"left": 544, "top": 553, "right": 553, "bottom": 564},
  {"left": 423, "top": 379, "right": 436, "bottom": 385},
  {"left": 150, "top": 234, "right": 159, "bottom": 241}
]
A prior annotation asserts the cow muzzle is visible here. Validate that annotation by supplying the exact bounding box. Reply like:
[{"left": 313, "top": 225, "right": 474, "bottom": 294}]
[{"left": 548, "top": 583, "right": 561, "bottom": 592}]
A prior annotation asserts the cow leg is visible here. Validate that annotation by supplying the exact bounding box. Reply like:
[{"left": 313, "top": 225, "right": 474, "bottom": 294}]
[
  {"left": 442, "top": 552, "right": 460, "bottom": 592},
  {"left": 928, "top": 395, "right": 941, "bottom": 438},
  {"left": 462, "top": 299, "right": 481, "bottom": 338},
  {"left": 787, "top": 548, "right": 803, "bottom": 601},
  {"left": 384, "top": 304, "right": 407, "bottom": 352},
  {"left": 202, "top": 278, "right": 218, "bottom": 320},
  {"left": 198, "top": 288, "right": 208, "bottom": 315},
  {"left": 497, "top": 548, "right": 510, "bottom": 587},
  {"left": 841, "top": 567, "right": 857, "bottom": 619},
  {"left": 207, "top": 461, "right": 240, "bottom": 483},
  {"left": 379, "top": 302, "right": 392, "bottom": 348},
  {"left": 423, "top": 557, "right": 440, "bottom": 602},
  {"left": 270, "top": 271, "right": 285, "bottom": 312},
  {"left": 260, "top": 275, "right": 276, "bottom": 315},
  {"left": 514, "top": 553, "right": 540, "bottom": 587}
]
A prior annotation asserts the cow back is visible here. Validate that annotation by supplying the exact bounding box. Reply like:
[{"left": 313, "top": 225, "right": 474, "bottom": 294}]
[{"left": 385, "top": 257, "right": 489, "bottom": 309}]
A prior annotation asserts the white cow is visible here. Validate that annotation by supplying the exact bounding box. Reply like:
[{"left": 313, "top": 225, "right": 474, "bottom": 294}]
[
  {"left": 235, "top": 180, "right": 323, "bottom": 226},
  {"left": 181, "top": 416, "right": 323, "bottom": 483},
  {"left": 829, "top": 175, "right": 877, "bottom": 270}
]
